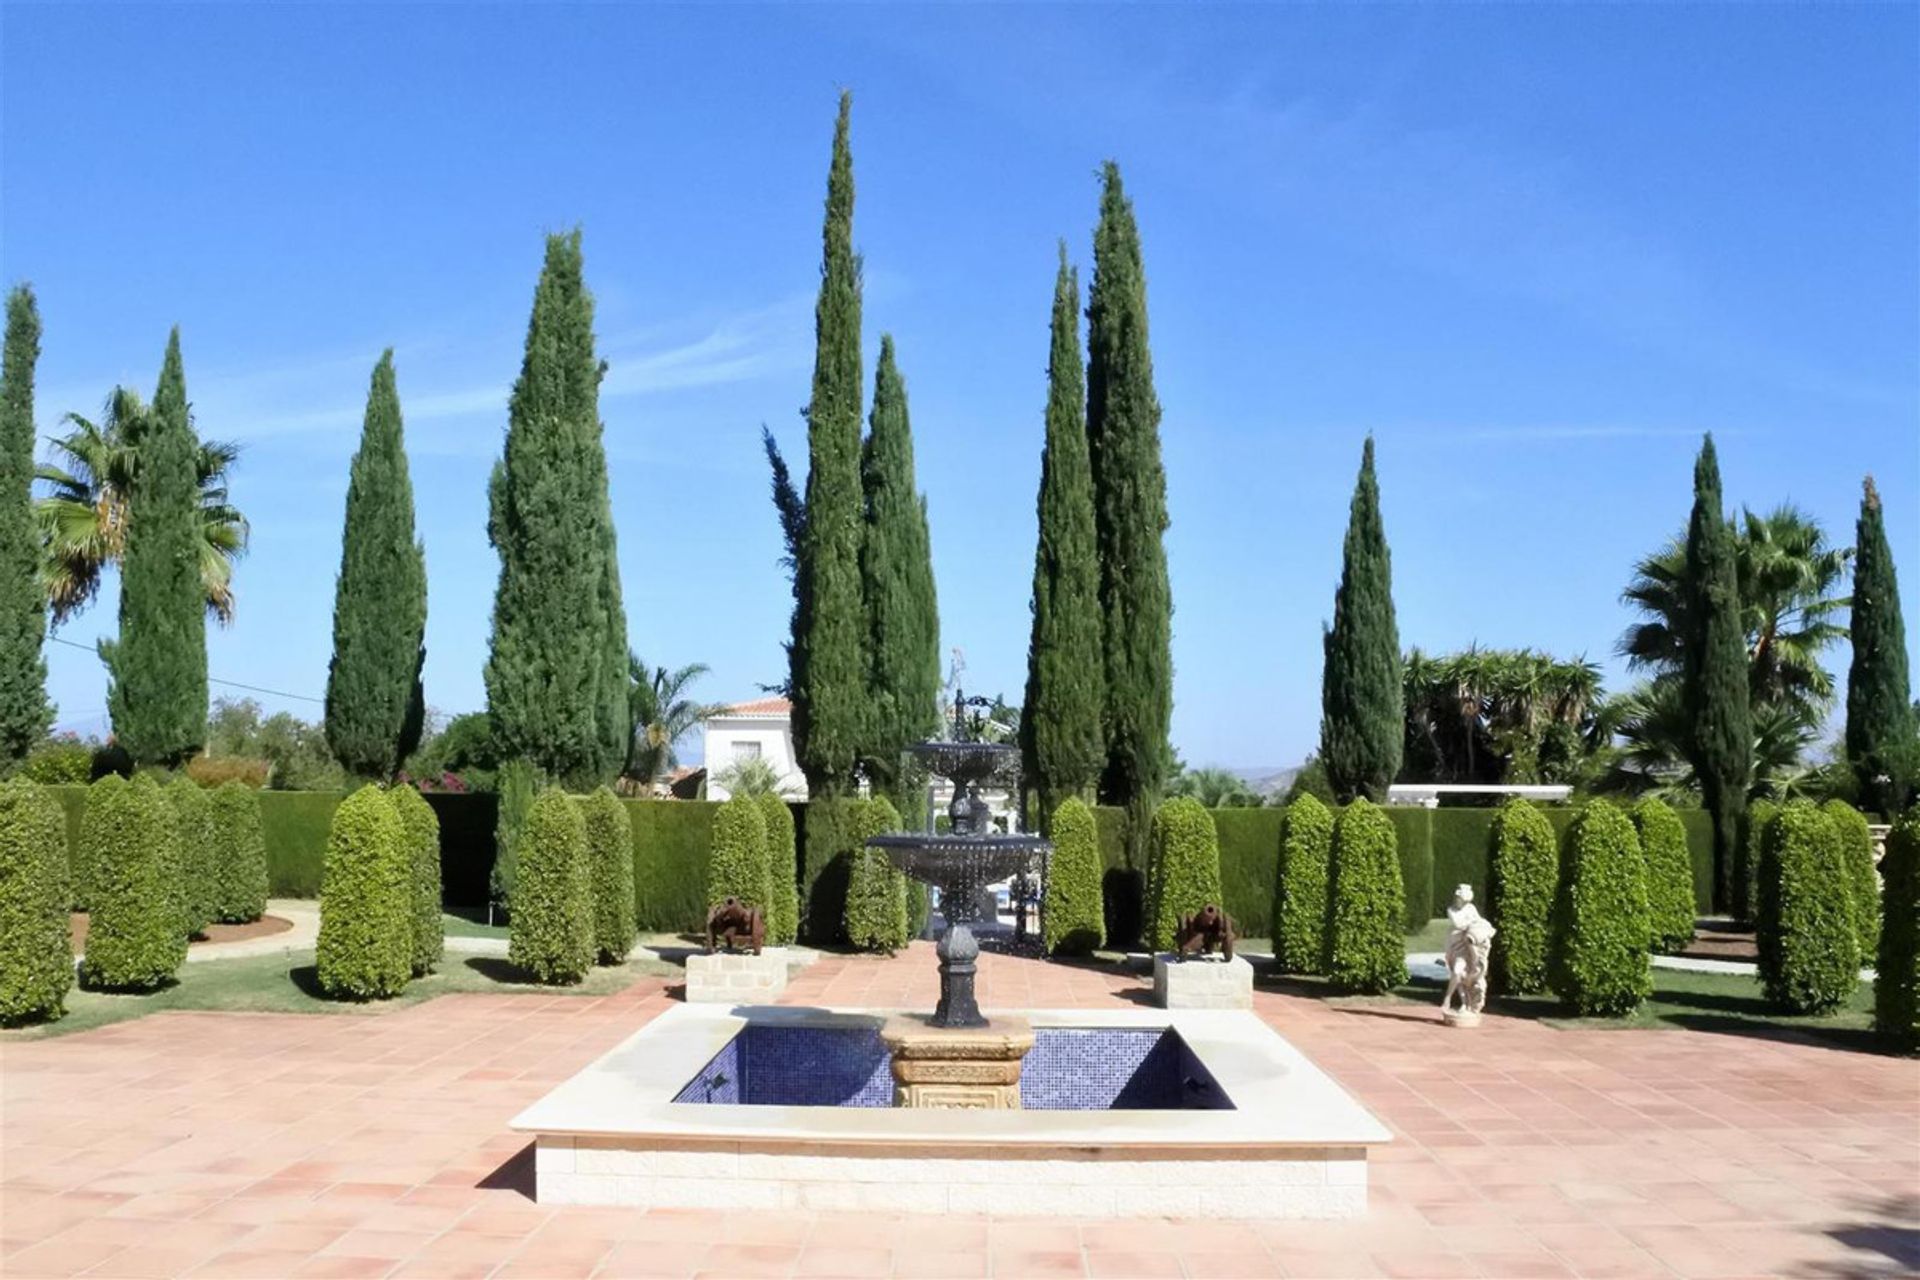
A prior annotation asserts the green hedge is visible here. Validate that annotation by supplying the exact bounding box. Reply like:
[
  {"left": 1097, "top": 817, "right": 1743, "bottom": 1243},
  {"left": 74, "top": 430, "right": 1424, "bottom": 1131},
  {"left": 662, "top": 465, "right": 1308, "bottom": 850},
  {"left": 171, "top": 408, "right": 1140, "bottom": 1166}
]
[
  {"left": 166, "top": 776, "right": 217, "bottom": 938},
  {"left": 844, "top": 797, "right": 908, "bottom": 953},
  {"left": 1211, "top": 808, "right": 1281, "bottom": 939},
  {"left": 1144, "top": 798, "right": 1224, "bottom": 952},
  {"left": 255, "top": 791, "right": 341, "bottom": 898},
  {"left": 509, "top": 789, "right": 593, "bottom": 985},
  {"left": 1632, "top": 798, "right": 1698, "bottom": 954},
  {"left": 1823, "top": 800, "right": 1881, "bottom": 959},
  {"left": 580, "top": 788, "right": 635, "bottom": 964},
  {"left": 1044, "top": 798, "right": 1105, "bottom": 955},
  {"left": 1326, "top": 799, "right": 1407, "bottom": 993},
  {"left": 1757, "top": 801, "right": 1860, "bottom": 1015},
  {"left": 709, "top": 794, "right": 771, "bottom": 914},
  {"left": 1487, "top": 799, "right": 1556, "bottom": 996},
  {"left": 1272, "top": 795, "right": 1332, "bottom": 974},
  {"left": 1551, "top": 801, "right": 1651, "bottom": 1017},
  {"left": 0, "top": 779, "right": 73, "bottom": 1024},
  {"left": 79, "top": 776, "right": 187, "bottom": 992},
  {"left": 209, "top": 782, "right": 269, "bottom": 923},
  {"left": 315, "top": 784, "right": 412, "bottom": 1000},
  {"left": 392, "top": 785, "right": 444, "bottom": 977},
  {"left": 630, "top": 799, "right": 717, "bottom": 933},
  {"left": 1874, "top": 809, "right": 1918, "bottom": 1052},
  {"left": 758, "top": 794, "right": 800, "bottom": 946}
]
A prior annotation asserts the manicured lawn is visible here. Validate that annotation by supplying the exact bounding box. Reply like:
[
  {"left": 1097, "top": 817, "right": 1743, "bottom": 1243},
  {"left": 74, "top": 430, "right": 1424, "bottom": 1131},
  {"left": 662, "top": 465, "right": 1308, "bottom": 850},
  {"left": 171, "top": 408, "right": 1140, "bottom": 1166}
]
[
  {"left": 440, "top": 907, "right": 509, "bottom": 939},
  {"left": 3, "top": 949, "right": 675, "bottom": 1040}
]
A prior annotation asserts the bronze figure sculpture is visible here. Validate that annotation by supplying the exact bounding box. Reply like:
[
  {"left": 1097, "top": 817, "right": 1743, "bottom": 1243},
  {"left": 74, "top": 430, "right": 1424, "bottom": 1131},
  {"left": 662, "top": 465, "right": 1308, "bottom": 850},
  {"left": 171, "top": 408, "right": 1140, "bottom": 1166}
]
[{"left": 706, "top": 897, "right": 765, "bottom": 956}]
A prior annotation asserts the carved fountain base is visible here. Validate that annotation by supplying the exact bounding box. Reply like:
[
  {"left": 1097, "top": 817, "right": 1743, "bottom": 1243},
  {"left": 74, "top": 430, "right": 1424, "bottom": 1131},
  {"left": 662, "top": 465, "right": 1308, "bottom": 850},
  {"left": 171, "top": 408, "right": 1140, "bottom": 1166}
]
[{"left": 879, "top": 1014, "right": 1034, "bottom": 1109}]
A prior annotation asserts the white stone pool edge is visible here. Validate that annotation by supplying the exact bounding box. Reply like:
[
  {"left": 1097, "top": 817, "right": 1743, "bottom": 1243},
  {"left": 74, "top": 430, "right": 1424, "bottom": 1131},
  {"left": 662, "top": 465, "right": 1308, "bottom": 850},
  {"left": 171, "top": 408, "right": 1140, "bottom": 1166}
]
[{"left": 510, "top": 1004, "right": 1391, "bottom": 1218}]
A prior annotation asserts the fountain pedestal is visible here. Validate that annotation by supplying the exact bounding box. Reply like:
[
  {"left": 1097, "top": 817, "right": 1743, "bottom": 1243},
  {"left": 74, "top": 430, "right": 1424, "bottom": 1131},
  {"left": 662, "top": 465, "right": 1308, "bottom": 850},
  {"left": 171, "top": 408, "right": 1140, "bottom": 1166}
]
[{"left": 879, "top": 1014, "right": 1034, "bottom": 1109}]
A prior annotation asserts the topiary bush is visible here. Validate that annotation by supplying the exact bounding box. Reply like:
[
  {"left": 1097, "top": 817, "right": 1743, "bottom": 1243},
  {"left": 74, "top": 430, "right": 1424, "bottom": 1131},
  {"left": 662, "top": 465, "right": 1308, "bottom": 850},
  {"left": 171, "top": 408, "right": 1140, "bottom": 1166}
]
[
  {"left": 756, "top": 794, "right": 799, "bottom": 946},
  {"left": 1738, "top": 798, "right": 1777, "bottom": 924},
  {"left": 1144, "top": 797, "right": 1223, "bottom": 953},
  {"left": 1272, "top": 794, "right": 1332, "bottom": 974},
  {"left": 1756, "top": 800, "right": 1860, "bottom": 1015},
  {"left": 1822, "top": 800, "right": 1880, "bottom": 960},
  {"left": 391, "top": 785, "right": 444, "bottom": 977},
  {"left": 1632, "top": 798, "right": 1697, "bottom": 955},
  {"left": 708, "top": 793, "right": 771, "bottom": 914},
  {"left": 579, "top": 786, "right": 635, "bottom": 965},
  {"left": 22, "top": 739, "right": 92, "bottom": 786},
  {"left": 0, "top": 779, "right": 73, "bottom": 1024},
  {"left": 315, "top": 784, "right": 412, "bottom": 1000},
  {"left": 491, "top": 757, "right": 534, "bottom": 913},
  {"left": 68, "top": 771, "right": 127, "bottom": 912},
  {"left": 165, "top": 776, "right": 216, "bottom": 939},
  {"left": 801, "top": 796, "right": 859, "bottom": 945},
  {"left": 1044, "top": 797, "right": 1105, "bottom": 955},
  {"left": 508, "top": 787, "right": 593, "bottom": 985},
  {"left": 1325, "top": 798, "right": 1406, "bottom": 993},
  {"left": 844, "top": 796, "right": 908, "bottom": 953},
  {"left": 1550, "top": 800, "right": 1651, "bottom": 1017},
  {"left": 80, "top": 774, "right": 187, "bottom": 991},
  {"left": 208, "top": 780, "right": 268, "bottom": 922},
  {"left": 1873, "top": 809, "right": 1918, "bottom": 1052},
  {"left": 1488, "top": 797, "right": 1557, "bottom": 995}
]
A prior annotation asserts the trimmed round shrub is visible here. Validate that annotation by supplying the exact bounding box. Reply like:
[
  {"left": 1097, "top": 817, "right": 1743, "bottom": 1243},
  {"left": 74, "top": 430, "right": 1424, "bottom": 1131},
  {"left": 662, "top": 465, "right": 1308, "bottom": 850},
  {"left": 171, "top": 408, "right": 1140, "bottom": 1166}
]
[
  {"left": 756, "top": 793, "right": 800, "bottom": 946},
  {"left": 508, "top": 788, "right": 593, "bottom": 985},
  {"left": 1325, "top": 798, "right": 1407, "bottom": 994},
  {"left": 1550, "top": 801, "right": 1651, "bottom": 1017},
  {"left": 1873, "top": 809, "right": 1918, "bottom": 1051},
  {"left": 69, "top": 772, "right": 127, "bottom": 912},
  {"left": 0, "top": 779, "right": 74, "bottom": 1024},
  {"left": 490, "top": 757, "right": 535, "bottom": 913},
  {"left": 578, "top": 786, "right": 635, "bottom": 965},
  {"left": 1756, "top": 800, "right": 1859, "bottom": 1015},
  {"left": 907, "top": 879, "right": 930, "bottom": 941},
  {"left": 708, "top": 793, "right": 771, "bottom": 913},
  {"left": 80, "top": 774, "right": 187, "bottom": 992},
  {"left": 316, "top": 784, "right": 412, "bottom": 1000},
  {"left": 1632, "top": 798, "right": 1697, "bottom": 955},
  {"left": 1488, "top": 797, "right": 1557, "bottom": 995},
  {"left": 1145, "top": 797, "right": 1223, "bottom": 953},
  {"left": 22, "top": 739, "right": 92, "bottom": 785},
  {"left": 391, "top": 785, "right": 444, "bottom": 977},
  {"left": 1044, "top": 797, "right": 1105, "bottom": 955},
  {"left": 1272, "top": 794, "right": 1332, "bottom": 975},
  {"left": 1822, "top": 800, "right": 1880, "bottom": 960},
  {"left": 208, "top": 780, "right": 268, "bottom": 923},
  {"left": 166, "top": 776, "right": 217, "bottom": 939},
  {"left": 844, "top": 796, "right": 908, "bottom": 953}
]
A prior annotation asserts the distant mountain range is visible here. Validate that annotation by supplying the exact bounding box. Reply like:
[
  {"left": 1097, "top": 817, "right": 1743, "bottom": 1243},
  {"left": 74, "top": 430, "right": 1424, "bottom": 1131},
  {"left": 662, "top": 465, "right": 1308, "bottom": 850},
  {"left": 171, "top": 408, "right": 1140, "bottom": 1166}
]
[{"left": 1224, "top": 764, "right": 1304, "bottom": 797}]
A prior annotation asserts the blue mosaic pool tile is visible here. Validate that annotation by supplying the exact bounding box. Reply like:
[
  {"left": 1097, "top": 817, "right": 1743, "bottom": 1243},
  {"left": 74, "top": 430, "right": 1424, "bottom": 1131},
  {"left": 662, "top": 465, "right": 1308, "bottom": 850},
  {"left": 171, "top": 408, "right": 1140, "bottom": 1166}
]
[{"left": 674, "top": 1025, "right": 1232, "bottom": 1110}]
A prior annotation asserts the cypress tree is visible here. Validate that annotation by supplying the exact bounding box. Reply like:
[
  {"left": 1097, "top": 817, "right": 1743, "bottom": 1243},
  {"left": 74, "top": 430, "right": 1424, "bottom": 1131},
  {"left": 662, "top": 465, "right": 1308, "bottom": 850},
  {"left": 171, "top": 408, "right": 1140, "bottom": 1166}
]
[
  {"left": 859, "top": 335, "right": 940, "bottom": 810},
  {"left": 1681, "top": 435, "right": 1751, "bottom": 911},
  {"left": 0, "top": 287, "right": 50, "bottom": 764},
  {"left": 1021, "top": 246, "right": 1104, "bottom": 821},
  {"left": 1320, "top": 438, "right": 1402, "bottom": 801},
  {"left": 103, "top": 329, "right": 207, "bottom": 766},
  {"left": 485, "top": 231, "right": 626, "bottom": 789},
  {"left": 1086, "top": 162, "right": 1173, "bottom": 852},
  {"left": 324, "top": 350, "right": 427, "bottom": 780},
  {"left": 791, "top": 91, "right": 866, "bottom": 799},
  {"left": 1845, "top": 477, "right": 1912, "bottom": 817}
]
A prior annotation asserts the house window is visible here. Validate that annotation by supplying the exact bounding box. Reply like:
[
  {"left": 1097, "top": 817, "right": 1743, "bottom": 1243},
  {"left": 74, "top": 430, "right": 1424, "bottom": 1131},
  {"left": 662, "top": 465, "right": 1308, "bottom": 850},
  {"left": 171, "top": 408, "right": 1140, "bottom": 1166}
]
[{"left": 731, "top": 741, "right": 763, "bottom": 763}]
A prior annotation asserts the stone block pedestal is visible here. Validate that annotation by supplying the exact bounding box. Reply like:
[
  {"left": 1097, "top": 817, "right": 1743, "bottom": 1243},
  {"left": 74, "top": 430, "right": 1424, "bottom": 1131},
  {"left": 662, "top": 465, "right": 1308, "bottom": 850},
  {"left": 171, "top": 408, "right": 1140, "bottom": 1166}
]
[
  {"left": 1153, "top": 954, "right": 1254, "bottom": 1010},
  {"left": 684, "top": 949, "right": 789, "bottom": 1004},
  {"left": 878, "top": 1014, "right": 1034, "bottom": 1109}
]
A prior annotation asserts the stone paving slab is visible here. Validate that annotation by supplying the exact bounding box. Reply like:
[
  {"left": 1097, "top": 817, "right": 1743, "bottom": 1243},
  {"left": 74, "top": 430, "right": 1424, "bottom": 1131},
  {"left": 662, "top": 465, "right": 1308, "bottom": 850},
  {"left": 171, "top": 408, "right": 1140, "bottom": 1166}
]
[{"left": 2, "top": 941, "right": 1916, "bottom": 1278}]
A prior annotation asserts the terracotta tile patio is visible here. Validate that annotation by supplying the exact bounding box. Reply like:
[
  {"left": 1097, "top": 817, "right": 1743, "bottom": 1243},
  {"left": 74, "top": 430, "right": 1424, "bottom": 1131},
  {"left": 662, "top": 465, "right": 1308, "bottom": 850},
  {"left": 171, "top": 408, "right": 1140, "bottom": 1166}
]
[{"left": 2, "top": 944, "right": 1916, "bottom": 1278}]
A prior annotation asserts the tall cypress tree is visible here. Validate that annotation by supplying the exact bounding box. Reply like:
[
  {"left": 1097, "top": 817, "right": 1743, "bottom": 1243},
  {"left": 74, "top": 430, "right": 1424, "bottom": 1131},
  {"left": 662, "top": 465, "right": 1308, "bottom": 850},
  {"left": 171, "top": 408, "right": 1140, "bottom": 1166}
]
[
  {"left": 1320, "top": 437, "right": 1402, "bottom": 802},
  {"left": 791, "top": 91, "right": 865, "bottom": 799},
  {"left": 1682, "top": 434, "right": 1751, "bottom": 910},
  {"left": 1846, "top": 476, "right": 1912, "bottom": 816},
  {"left": 1086, "top": 161, "right": 1173, "bottom": 834},
  {"left": 1021, "top": 246, "right": 1103, "bottom": 821},
  {"left": 485, "top": 231, "right": 624, "bottom": 788},
  {"left": 103, "top": 329, "right": 207, "bottom": 766},
  {"left": 0, "top": 287, "right": 50, "bottom": 763},
  {"left": 324, "top": 350, "right": 427, "bottom": 779},
  {"left": 858, "top": 335, "right": 939, "bottom": 809}
]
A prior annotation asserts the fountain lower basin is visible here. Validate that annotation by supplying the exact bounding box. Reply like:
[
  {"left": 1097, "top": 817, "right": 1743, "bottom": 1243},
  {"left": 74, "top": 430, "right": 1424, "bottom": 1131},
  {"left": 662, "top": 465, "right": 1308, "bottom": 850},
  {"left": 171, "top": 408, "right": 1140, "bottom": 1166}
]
[{"left": 510, "top": 1003, "right": 1390, "bottom": 1218}]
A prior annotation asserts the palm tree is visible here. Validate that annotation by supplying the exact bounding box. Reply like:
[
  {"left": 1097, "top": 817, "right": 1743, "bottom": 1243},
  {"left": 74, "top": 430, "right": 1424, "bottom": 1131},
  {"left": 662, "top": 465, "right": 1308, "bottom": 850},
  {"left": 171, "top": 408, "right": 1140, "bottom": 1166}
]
[
  {"left": 625, "top": 654, "right": 722, "bottom": 792},
  {"left": 1609, "top": 504, "right": 1850, "bottom": 793},
  {"left": 1401, "top": 646, "right": 1604, "bottom": 785},
  {"left": 37, "top": 389, "right": 249, "bottom": 627},
  {"left": 1167, "top": 766, "right": 1262, "bottom": 808}
]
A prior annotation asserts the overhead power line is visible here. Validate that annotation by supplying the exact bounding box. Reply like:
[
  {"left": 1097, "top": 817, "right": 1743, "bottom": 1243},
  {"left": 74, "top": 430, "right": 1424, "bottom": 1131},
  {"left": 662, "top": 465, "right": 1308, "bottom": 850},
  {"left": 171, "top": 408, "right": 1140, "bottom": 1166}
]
[{"left": 45, "top": 633, "right": 325, "bottom": 705}]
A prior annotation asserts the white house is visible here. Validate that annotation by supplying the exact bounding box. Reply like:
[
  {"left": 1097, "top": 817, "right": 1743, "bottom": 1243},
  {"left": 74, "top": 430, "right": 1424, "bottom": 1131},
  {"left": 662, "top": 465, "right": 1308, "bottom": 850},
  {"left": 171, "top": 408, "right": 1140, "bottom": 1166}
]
[{"left": 702, "top": 697, "right": 807, "bottom": 801}]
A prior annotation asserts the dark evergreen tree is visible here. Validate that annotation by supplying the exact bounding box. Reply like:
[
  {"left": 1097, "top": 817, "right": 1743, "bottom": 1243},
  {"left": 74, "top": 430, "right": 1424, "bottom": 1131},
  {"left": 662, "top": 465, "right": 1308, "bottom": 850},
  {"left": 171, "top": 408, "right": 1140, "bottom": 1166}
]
[
  {"left": 858, "top": 336, "right": 939, "bottom": 809},
  {"left": 791, "top": 91, "right": 866, "bottom": 799},
  {"left": 1846, "top": 477, "right": 1912, "bottom": 816},
  {"left": 484, "top": 232, "right": 626, "bottom": 789},
  {"left": 1086, "top": 162, "right": 1173, "bottom": 857},
  {"left": 1320, "top": 438, "right": 1401, "bottom": 801},
  {"left": 1681, "top": 435, "right": 1752, "bottom": 910},
  {"left": 1021, "top": 246, "right": 1104, "bottom": 821},
  {"left": 0, "top": 287, "right": 49, "bottom": 764},
  {"left": 103, "top": 329, "right": 207, "bottom": 766},
  {"left": 324, "top": 351, "right": 427, "bottom": 780}
]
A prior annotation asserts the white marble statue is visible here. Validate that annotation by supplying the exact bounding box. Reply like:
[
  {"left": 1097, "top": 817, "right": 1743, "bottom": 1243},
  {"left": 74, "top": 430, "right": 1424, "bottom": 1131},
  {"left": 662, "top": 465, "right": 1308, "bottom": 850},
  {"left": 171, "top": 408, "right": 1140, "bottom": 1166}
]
[{"left": 1441, "top": 884, "right": 1496, "bottom": 1026}]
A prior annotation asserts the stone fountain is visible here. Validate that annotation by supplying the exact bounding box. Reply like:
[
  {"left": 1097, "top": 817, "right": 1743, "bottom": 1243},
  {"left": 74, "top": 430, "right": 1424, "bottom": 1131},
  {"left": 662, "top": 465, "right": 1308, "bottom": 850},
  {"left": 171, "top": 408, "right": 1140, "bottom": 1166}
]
[{"left": 863, "top": 699, "right": 1049, "bottom": 1105}]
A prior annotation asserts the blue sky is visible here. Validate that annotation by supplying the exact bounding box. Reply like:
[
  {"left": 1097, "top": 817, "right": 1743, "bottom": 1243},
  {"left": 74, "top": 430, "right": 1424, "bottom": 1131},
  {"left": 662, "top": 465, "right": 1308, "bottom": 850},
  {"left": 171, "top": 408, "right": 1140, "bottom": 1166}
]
[{"left": 3, "top": 4, "right": 1915, "bottom": 769}]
